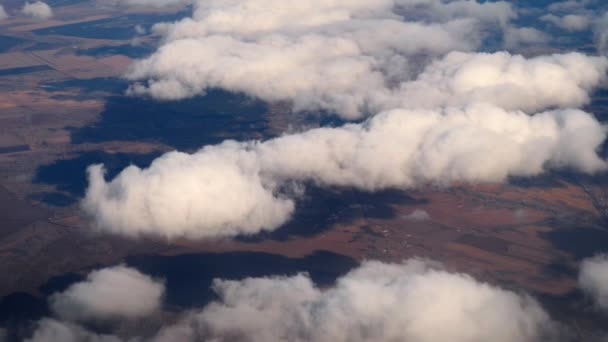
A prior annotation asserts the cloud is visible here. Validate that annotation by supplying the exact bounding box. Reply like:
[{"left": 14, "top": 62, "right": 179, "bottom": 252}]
[
  {"left": 595, "top": 13, "right": 608, "bottom": 55},
  {"left": 404, "top": 209, "right": 431, "bottom": 221},
  {"left": 0, "top": 5, "right": 8, "bottom": 21},
  {"left": 540, "top": 1, "right": 608, "bottom": 55},
  {"left": 397, "top": 52, "right": 606, "bottom": 113},
  {"left": 23, "top": 260, "right": 558, "bottom": 342},
  {"left": 81, "top": 146, "right": 295, "bottom": 239},
  {"left": 579, "top": 254, "right": 608, "bottom": 310},
  {"left": 153, "top": 259, "right": 556, "bottom": 342},
  {"left": 82, "top": 103, "right": 607, "bottom": 239},
  {"left": 50, "top": 265, "right": 164, "bottom": 322},
  {"left": 503, "top": 27, "right": 549, "bottom": 49},
  {"left": 125, "top": 0, "right": 523, "bottom": 119},
  {"left": 22, "top": 1, "right": 53, "bottom": 20},
  {"left": 126, "top": 0, "right": 606, "bottom": 119},
  {"left": 84, "top": 1, "right": 608, "bottom": 241},
  {"left": 541, "top": 14, "right": 591, "bottom": 32},
  {"left": 26, "top": 319, "right": 121, "bottom": 342},
  {"left": 111, "top": 0, "right": 190, "bottom": 8}
]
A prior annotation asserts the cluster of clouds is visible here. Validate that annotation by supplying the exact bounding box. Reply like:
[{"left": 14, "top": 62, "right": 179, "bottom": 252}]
[
  {"left": 534, "top": 0, "right": 608, "bottom": 54},
  {"left": 17, "top": 255, "right": 608, "bottom": 341},
  {"left": 9, "top": 1, "right": 606, "bottom": 340},
  {"left": 125, "top": 0, "right": 531, "bottom": 118},
  {"left": 23, "top": 259, "right": 560, "bottom": 342},
  {"left": 79, "top": 0, "right": 608, "bottom": 240},
  {"left": 0, "top": 2, "right": 54, "bottom": 21}
]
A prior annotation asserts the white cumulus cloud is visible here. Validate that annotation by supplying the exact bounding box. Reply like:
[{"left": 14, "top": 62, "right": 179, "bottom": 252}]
[
  {"left": 25, "top": 260, "right": 559, "bottom": 342},
  {"left": 579, "top": 254, "right": 608, "bottom": 310},
  {"left": 22, "top": 1, "right": 53, "bottom": 21},
  {"left": 152, "top": 259, "right": 556, "bottom": 342},
  {"left": 82, "top": 103, "right": 607, "bottom": 240},
  {"left": 50, "top": 265, "right": 164, "bottom": 322},
  {"left": 126, "top": 0, "right": 523, "bottom": 119}
]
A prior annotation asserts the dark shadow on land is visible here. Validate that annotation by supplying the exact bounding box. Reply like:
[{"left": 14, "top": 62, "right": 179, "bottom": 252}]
[
  {"left": 0, "top": 36, "right": 27, "bottom": 53},
  {"left": 33, "top": 151, "right": 161, "bottom": 206},
  {"left": 241, "top": 186, "right": 429, "bottom": 242},
  {"left": 76, "top": 44, "right": 156, "bottom": 59},
  {"left": 28, "top": 192, "right": 76, "bottom": 207},
  {"left": 508, "top": 173, "right": 567, "bottom": 189},
  {"left": 541, "top": 226, "right": 608, "bottom": 260},
  {"left": 46, "top": 0, "right": 87, "bottom": 6},
  {"left": 41, "top": 78, "right": 130, "bottom": 97},
  {"left": 32, "top": 10, "right": 191, "bottom": 40},
  {"left": 0, "top": 251, "right": 356, "bottom": 340},
  {"left": 126, "top": 250, "right": 358, "bottom": 310},
  {"left": 0, "top": 293, "right": 48, "bottom": 342},
  {"left": 508, "top": 169, "right": 608, "bottom": 189},
  {"left": 70, "top": 90, "right": 270, "bottom": 151}
]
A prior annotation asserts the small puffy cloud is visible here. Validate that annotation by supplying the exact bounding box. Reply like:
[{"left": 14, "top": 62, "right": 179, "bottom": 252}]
[
  {"left": 25, "top": 319, "right": 121, "bottom": 342},
  {"left": 579, "top": 254, "right": 608, "bottom": 310},
  {"left": 50, "top": 265, "right": 164, "bottom": 322},
  {"left": 404, "top": 209, "right": 431, "bottom": 221},
  {"left": 22, "top": 1, "right": 53, "bottom": 20},
  {"left": 82, "top": 103, "right": 607, "bottom": 240},
  {"left": 155, "top": 259, "right": 555, "bottom": 342},
  {"left": 23, "top": 260, "right": 558, "bottom": 342},
  {"left": 503, "top": 27, "right": 549, "bottom": 49},
  {"left": 541, "top": 14, "right": 591, "bottom": 32},
  {"left": 0, "top": 5, "right": 8, "bottom": 21},
  {"left": 595, "top": 12, "right": 608, "bottom": 55}
]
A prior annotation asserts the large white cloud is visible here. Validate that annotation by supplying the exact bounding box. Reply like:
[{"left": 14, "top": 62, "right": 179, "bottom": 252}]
[
  {"left": 396, "top": 52, "right": 606, "bottom": 113},
  {"left": 130, "top": 49, "right": 607, "bottom": 118},
  {"left": 50, "top": 265, "right": 164, "bottom": 322},
  {"left": 82, "top": 103, "right": 607, "bottom": 239},
  {"left": 152, "top": 259, "right": 556, "bottom": 342},
  {"left": 125, "top": 0, "right": 527, "bottom": 119},
  {"left": 595, "top": 13, "right": 608, "bottom": 55},
  {"left": 579, "top": 254, "right": 608, "bottom": 310},
  {"left": 22, "top": 1, "right": 53, "bottom": 21}
]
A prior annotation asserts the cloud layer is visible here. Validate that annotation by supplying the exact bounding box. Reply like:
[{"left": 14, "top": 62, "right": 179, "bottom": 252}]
[
  {"left": 26, "top": 260, "right": 557, "bottom": 342},
  {"left": 125, "top": 0, "right": 525, "bottom": 119},
  {"left": 83, "top": 103, "right": 607, "bottom": 239},
  {"left": 50, "top": 265, "right": 164, "bottom": 322},
  {"left": 82, "top": 1, "right": 608, "bottom": 241}
]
